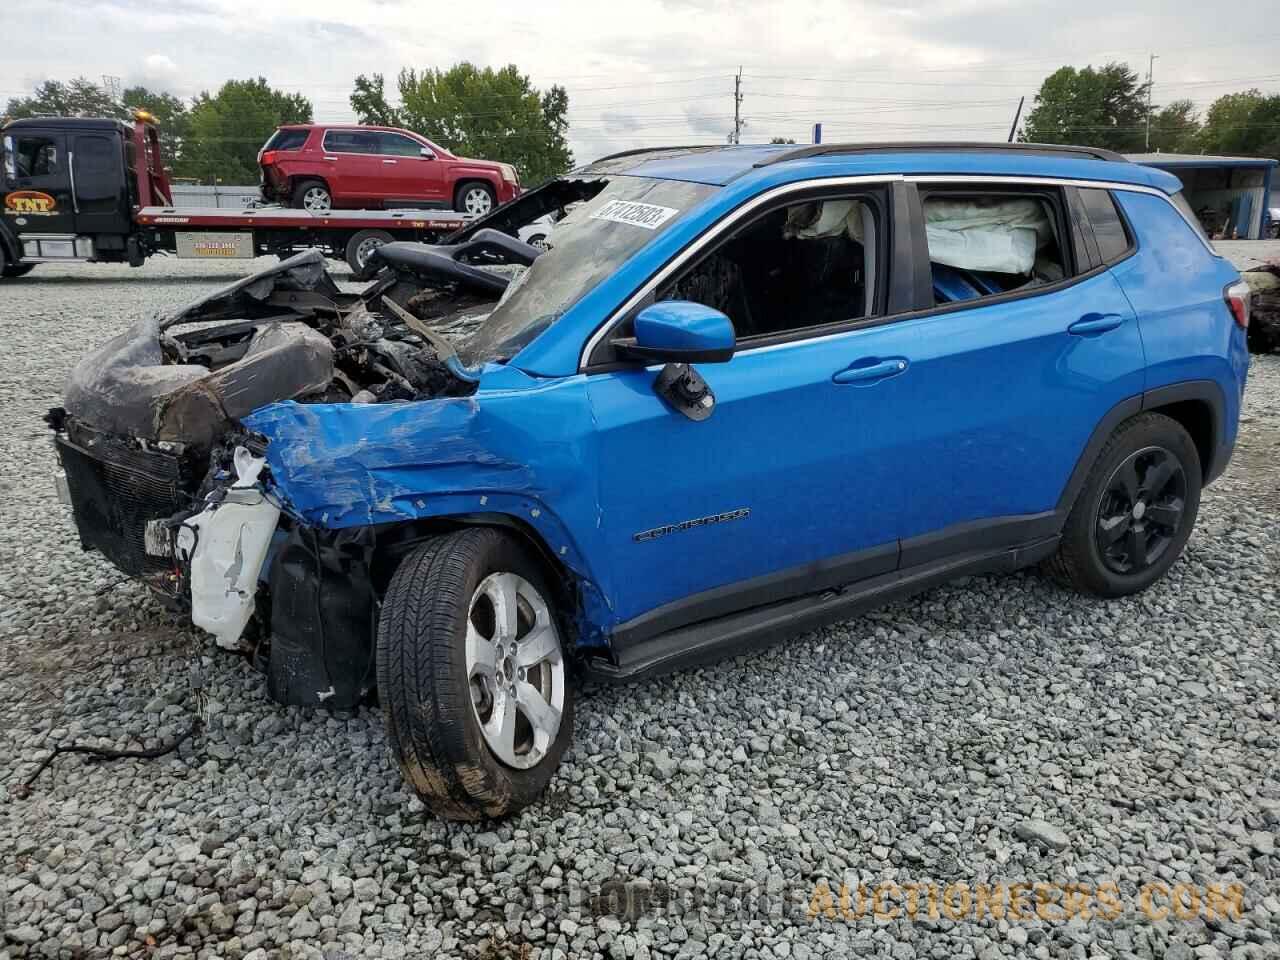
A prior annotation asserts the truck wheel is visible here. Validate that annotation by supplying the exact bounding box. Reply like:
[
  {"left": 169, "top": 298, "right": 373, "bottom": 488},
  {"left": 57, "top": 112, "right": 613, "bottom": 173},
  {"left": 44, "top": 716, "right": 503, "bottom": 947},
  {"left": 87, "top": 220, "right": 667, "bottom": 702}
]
[
  {"left": 377, "top": 528, "right": 573, "bottom": 820},
  {"left": 455, "top": 182, "right": 496, "bottom": 217},
  {"left": 345, "top": 229, "right": 394, "bottom": 277},
  {"left": 1044, "top": 413, "right": 1201, "bottom": 598},
  {"left": 292, "top": 179, "right": 332, "bottom": 211}
]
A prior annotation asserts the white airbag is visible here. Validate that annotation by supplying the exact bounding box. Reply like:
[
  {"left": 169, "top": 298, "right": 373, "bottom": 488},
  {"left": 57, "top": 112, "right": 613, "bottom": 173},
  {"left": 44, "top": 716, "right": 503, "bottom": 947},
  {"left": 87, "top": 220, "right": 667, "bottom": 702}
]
[{"left": 924, "top": 197, "right": 1051, "bottom": 274}]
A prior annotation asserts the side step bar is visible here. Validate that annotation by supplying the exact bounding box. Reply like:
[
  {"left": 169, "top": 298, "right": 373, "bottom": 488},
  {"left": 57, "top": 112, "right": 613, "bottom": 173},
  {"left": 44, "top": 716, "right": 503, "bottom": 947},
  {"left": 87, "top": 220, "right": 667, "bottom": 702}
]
[{"left": 582, "top": 536, "right": 1060, "bottom": 682}]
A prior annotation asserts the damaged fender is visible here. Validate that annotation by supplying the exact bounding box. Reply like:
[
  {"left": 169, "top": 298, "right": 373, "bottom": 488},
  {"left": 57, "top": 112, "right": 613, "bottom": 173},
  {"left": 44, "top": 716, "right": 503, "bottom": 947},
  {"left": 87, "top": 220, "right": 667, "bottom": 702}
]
[{"left": 242, "top": 371, "right": 616, "bottom": 644}]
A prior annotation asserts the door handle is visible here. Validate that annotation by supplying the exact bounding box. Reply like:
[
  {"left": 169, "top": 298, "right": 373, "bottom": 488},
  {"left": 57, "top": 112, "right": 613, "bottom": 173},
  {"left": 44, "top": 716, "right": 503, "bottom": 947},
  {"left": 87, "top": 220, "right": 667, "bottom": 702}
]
[
  {"left": 323, "top": 156, "right": 337, "bottom": 161},
  {"left": 382, "top": 159, "right": 397, "bottom": 164},
  {"left": 1068, "top": 313, "right": 1125, "bottom": 336},
  {"left": 832, "top": 357, "right": 909, "bottom": 385}
]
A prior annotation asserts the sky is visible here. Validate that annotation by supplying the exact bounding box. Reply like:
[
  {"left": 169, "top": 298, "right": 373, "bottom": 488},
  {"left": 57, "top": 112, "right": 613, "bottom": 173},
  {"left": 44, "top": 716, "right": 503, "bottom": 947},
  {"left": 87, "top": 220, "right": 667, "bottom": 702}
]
[{"left": 4, "top": 0, "right": 1280, "bottom": 164}]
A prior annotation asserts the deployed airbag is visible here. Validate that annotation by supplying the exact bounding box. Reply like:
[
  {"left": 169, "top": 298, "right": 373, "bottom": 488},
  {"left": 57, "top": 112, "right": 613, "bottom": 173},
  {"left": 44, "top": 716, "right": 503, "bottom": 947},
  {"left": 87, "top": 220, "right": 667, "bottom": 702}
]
[{"left": 924, "top": 197, "right": 1052, "bottom": 275}]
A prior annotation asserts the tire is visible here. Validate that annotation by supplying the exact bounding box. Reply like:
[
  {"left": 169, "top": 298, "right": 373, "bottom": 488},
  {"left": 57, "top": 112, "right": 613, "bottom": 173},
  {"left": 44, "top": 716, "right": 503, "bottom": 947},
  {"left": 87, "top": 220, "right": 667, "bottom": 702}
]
[
  {"left": 345, "top": 229, "right": 394, "bottom": 276},
  {"left": 455, "top": 181, "right": 496, "bottom": 217},
  {"left": 291, "top": 179, "right": 332, "bottom": 211},
  {"left": 1044, "top": 412, "right": 1202, "bottom": 598},
  {"left": 1, "top": 263, "right": 35, "bottom": 278},
  {"left": 377, "top": 528, "right": 573, "bottom": 820}
]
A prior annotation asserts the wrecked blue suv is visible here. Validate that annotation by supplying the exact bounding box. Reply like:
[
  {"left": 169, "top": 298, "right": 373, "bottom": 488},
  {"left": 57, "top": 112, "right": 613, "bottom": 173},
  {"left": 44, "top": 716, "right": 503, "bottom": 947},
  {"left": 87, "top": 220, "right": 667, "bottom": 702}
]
[{"left": 53, "top": 142, "right": 1251, "bottom": 818}]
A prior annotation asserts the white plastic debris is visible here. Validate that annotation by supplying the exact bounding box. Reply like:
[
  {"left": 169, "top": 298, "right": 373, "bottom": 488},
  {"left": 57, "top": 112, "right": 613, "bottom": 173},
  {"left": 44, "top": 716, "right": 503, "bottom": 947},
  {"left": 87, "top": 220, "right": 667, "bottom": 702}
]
[{"left": 176, "top": 446, "right": 281, "bottom": 650}]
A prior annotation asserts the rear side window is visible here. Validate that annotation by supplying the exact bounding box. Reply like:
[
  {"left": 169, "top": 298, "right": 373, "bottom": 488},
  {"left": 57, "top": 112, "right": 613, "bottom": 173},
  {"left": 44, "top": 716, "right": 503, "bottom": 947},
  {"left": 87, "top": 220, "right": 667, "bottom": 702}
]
[
  {"left": 322, "top": 130, "right": 378, "bottom": 154},
  {"left": 920, "top": 188, "right": 1069, "bottom": 306},
  {"left": 265, "top": 128, "right": 309, "bottom": 152},
  {"left": 1077, "top": 188, "right": 1133, "bottom": 263}
]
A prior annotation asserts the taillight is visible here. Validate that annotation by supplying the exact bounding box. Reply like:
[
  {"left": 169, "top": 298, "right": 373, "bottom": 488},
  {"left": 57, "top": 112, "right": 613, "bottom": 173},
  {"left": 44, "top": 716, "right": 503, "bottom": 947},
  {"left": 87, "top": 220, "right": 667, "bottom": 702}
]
[
  {"left": 261, "top": 150, "right": 278, "bottom": 166},
  {"left": 1225, "top": 279, "right": 1251, "bottom": 329}
]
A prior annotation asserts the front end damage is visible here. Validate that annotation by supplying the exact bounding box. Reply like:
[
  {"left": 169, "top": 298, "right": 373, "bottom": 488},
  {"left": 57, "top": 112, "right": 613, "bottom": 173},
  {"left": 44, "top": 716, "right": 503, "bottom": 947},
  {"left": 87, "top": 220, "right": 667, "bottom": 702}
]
[{"left": 49, "top": 229, "right": 562, "bottom": 709}]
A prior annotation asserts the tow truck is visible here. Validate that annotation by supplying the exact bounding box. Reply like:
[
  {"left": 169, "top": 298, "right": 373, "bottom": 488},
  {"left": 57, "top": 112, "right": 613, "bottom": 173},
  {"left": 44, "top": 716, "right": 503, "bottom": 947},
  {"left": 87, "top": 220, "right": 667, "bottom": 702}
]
[{"left": 0, "top": 111, "right": 467, "bottom": 279}]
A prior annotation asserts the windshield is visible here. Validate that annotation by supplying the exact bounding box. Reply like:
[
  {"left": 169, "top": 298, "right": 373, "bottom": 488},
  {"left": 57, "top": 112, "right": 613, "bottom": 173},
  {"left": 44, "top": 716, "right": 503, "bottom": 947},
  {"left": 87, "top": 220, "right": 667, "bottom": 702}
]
[{"left": 457, "top": 176, "right": 718, "bottom": 363}]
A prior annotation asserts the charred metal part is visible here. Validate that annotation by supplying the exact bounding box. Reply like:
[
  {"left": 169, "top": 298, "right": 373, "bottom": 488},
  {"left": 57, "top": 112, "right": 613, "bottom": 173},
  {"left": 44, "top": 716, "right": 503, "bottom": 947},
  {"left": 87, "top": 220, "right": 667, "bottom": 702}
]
[{"left": 1244, "top": 264, "right": 1280, "bottom": 354}]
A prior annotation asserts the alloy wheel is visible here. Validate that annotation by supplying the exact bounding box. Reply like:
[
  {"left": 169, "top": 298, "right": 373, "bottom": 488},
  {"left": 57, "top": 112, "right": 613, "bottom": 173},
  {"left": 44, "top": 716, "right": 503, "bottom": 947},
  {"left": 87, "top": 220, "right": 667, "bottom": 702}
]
[
  {"left": 355, "top": 235, "right": 386, "bottom": 268},
  {"left": 1095, "top": 445, "right": 1187, "bottom": 575},
  {"left": 465, "top": 572, "right": 565, "bottom": 769},
  {"left": 302, "top": 187, "right": 331, "bottom": 211},
  {"left": 463, "top": 187, "right": 493, "bottom": 216}
]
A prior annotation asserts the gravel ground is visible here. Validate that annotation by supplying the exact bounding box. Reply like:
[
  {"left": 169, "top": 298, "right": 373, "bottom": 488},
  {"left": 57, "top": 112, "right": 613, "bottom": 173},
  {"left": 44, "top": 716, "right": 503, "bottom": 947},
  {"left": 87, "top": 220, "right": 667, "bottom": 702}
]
[{"left": 1, "top": 257, "right": 1278, "bottom": 960}]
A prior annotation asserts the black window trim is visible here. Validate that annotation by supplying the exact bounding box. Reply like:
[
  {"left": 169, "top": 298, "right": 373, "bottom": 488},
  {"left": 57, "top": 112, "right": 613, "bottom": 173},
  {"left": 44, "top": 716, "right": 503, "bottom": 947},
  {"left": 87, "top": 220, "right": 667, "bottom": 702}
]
[
  {"left": 1075, "top": 185, "right": 1138, "bottom": 267},
  {"left": 577, "top": 174, "right": 1194, "bottom": 373}
]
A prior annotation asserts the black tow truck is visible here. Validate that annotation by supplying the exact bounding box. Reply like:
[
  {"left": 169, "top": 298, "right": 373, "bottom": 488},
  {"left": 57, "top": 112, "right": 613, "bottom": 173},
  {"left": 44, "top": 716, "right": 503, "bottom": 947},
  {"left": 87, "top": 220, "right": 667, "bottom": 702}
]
[{"left": 0, "top": 112, "right": 467, "bottom": 278}]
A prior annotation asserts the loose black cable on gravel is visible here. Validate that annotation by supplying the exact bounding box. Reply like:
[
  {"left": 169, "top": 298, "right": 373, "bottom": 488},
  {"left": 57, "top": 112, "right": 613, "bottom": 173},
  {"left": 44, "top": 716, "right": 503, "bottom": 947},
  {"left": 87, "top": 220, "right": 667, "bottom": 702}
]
[{"left": 10, "top": 719, "right": 203, "bottom": 800}]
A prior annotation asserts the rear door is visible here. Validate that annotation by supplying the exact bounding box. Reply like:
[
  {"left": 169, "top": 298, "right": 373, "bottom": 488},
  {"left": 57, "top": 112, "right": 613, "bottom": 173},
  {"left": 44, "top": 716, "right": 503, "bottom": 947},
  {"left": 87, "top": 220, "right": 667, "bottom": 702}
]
[
  {"left": 71, "top": 131, "right": 129, "bottom": 234},
  {"left": 320, "top": 129, "right": 382, "bottom": 206},
  {"left": 891, "top": 178, "right": 1144, "bottom": 563},
  {"left": 3, "top": 130, "right": 76, "bottom": 239}
]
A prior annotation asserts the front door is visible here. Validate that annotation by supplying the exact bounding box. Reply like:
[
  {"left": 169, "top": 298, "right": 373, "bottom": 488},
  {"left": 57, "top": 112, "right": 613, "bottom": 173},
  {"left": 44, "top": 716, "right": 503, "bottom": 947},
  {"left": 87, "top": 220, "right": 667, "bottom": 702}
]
[
  {"left": 374, "top": 131, "right": 445, "bottom": 205},
  {"left": 2, "top": 130, "right": 76, "bottom": 243}
]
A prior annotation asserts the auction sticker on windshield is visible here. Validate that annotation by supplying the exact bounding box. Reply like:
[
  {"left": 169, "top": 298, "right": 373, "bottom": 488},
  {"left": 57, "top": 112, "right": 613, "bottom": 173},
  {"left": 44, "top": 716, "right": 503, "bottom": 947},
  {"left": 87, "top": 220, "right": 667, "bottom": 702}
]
[{"left": 591, "top": 199, "right": 679, "bottom": 230}]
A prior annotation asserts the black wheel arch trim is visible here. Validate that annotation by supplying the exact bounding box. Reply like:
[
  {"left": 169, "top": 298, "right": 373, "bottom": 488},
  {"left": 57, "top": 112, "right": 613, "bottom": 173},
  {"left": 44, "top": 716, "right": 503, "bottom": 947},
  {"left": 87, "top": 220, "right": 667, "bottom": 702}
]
[{"left": 1056, "top": 379, "right": 1228, "bottom": 518}]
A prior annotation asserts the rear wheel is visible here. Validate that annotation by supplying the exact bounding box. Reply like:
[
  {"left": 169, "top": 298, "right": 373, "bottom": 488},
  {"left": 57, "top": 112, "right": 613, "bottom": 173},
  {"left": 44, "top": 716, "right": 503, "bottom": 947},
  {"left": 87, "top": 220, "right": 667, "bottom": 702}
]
[
  {"left": 376, "top": 528, "right": 573, "bottom": 820},
  {"left": 1045, "top": 413, "right": 1201, "bottom": 597},
  {"left": 345, "top": 229, "right": 394, "bottom": 276},
  {"left": 455, "top": 181, "right": 496, "bottom": 217},
  {"left": 292, "top": 179, "right": 332, "bottom": 211},
  {"left": 1, "top": 262, "right": 35, "bottom": 278}
]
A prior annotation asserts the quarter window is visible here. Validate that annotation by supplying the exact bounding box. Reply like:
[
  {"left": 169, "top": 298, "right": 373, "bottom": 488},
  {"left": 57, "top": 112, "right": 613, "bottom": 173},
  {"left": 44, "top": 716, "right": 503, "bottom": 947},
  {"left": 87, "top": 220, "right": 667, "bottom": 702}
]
[
  {"left": 265, "top": 128, "right": 309, "bottom": 152},
  {"left": 654, "top": 195, "right": 881, "bottom": 340},
  {"left": 1078, "top": 188, "right": 1133, "bottom": 262},
  {"left": 921, "top": 189, "right": 1068, "bottom": 306}
]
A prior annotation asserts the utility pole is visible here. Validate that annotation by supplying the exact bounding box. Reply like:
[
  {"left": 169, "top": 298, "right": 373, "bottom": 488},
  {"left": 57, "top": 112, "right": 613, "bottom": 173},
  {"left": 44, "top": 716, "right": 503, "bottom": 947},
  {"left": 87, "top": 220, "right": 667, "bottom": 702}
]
[
  {"left": 1144, "top": 54, "right": 1158, "bottom": 151},
  {"left": 1007, "top": 96, "right": 1025, "bottom": 143},
  {"left": 731, "top": 67, "right": 744, "bottom": 145}
]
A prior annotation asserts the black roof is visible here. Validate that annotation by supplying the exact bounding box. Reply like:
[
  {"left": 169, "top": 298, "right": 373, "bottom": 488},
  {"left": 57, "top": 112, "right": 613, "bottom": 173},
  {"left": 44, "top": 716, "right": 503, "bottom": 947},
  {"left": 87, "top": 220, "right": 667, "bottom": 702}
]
[
  {"left": 1, "top": 116, "right": 129, "bottom": 133},
  {"left": 754, "top": 141, "right": 1128, "bottom": 167}
]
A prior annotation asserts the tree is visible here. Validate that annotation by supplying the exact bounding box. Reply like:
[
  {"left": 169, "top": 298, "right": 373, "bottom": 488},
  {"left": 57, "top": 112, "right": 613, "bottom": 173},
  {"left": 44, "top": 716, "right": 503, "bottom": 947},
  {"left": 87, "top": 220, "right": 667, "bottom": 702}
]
[
  {"left": 1197, "top": 90, "right": 1280, "bottom": 159},
  {"left": 4, "top": 77, "right": 123, "bottom": 120},
  {"left": 1148, "top": 99, "right": 1201, "bottom": 154},
  {"left": 352, "top": 63, "right": 573, "bottom": 186},
  {"left": 178, "top": 78, "right": 311, "bottom": 183},
  {"left": 1021, "top": 62, "right": 1149, "bottom": 151}
]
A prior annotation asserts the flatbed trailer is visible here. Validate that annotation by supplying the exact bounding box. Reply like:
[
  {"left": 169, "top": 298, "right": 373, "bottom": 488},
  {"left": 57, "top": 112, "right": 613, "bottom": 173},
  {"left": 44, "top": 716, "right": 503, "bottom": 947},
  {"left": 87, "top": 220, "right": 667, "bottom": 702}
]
[{"left": 1, "top": 113, "right": 466, "bottom": 278}]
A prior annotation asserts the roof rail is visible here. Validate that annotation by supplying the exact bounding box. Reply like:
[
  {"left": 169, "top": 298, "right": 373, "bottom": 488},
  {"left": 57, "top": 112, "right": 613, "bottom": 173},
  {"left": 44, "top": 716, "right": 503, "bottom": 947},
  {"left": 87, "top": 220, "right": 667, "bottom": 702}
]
[
  {"left": 587, "top": 144, "right": 723, "bottom": 165},
  {"left": 754, "top": 141, "right": 1129, "bottom": 167}
]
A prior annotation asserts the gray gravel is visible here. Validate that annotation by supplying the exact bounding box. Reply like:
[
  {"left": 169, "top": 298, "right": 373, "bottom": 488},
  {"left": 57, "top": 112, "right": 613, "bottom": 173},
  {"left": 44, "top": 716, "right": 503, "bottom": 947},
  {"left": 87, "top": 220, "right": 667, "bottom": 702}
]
[{"left": 1, "top": 257, "right": 1279, "bottom": 960}]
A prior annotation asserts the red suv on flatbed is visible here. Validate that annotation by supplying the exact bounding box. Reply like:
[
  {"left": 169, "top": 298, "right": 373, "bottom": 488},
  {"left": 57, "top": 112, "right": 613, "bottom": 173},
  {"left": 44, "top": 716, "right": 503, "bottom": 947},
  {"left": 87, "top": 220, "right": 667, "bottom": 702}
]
[{"left": 258, "top": 124, "right": 520, "bottom": 216}]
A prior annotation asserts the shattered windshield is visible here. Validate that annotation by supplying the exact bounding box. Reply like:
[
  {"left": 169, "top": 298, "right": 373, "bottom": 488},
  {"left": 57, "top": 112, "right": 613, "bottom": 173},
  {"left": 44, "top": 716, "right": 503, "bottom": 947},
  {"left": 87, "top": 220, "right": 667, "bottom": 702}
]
[{"left": 457, "top": 176, "right": 718, "bottom": 363}]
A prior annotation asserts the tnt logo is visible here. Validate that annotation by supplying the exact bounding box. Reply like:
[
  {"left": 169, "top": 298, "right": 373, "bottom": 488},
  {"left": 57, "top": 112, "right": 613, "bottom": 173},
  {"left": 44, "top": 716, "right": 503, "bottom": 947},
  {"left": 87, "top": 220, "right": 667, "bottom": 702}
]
[{"left": 4, "top": 190, "right": 57, "bottom": 215}]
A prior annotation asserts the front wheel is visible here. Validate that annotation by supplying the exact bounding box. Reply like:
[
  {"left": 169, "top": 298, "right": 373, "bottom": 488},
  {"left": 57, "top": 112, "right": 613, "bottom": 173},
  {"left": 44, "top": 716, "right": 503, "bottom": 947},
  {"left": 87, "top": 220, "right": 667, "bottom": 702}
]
[
  {"left": 455, "top": 182, "right": 496, "bottom": 217},
  {"left": 377, "top": 528, "right": 573, "bottom": 820},
  {"left": 1045, "top": 412, "right": 1202, "bottom": 597},
  {"left": 345, "top": 229, "right": 394, "bottom": 276}
]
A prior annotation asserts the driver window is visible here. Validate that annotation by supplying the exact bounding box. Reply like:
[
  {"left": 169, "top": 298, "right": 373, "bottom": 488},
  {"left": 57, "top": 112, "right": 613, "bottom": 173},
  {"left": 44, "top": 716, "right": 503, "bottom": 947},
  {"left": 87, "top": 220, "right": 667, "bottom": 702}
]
[
  {"left": 10, "top": 136, "right": 60, "bottom": 180},
  {"left": 656, "top": 196, "right": 880, "bottom": 340}
]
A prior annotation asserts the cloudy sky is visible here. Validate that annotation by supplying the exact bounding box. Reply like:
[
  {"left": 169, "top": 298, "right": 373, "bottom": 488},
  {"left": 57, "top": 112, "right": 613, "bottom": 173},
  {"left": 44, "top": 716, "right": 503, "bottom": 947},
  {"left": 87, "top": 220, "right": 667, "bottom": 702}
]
[{"left": 4, "top": 0, "right": 1279, "bottom": 163}]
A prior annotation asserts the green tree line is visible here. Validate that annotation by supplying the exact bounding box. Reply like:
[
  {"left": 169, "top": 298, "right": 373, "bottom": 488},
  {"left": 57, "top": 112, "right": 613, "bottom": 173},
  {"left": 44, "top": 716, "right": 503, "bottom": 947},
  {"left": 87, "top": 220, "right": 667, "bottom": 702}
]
[
  {"left": 4, "top": 64, "right": 573, "bottom": 186},
  {"left": 1020, "top": 62, "right": 1280, "bottom": 158}
]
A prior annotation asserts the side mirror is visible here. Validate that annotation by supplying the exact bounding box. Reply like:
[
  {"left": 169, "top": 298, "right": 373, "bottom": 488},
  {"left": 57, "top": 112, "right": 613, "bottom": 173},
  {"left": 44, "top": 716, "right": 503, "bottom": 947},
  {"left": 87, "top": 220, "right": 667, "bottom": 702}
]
[
  {"left": 419, "top": 148, "right": 433, "bottom": 159},
  {"left": 617, "top": 301, "right": 735, "bottom": 364}
]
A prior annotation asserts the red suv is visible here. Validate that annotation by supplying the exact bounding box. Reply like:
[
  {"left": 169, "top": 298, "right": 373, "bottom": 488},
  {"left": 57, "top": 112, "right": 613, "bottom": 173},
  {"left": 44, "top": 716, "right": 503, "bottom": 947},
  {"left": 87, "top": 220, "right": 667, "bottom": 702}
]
[{"left": 258, "top": 124, "right": 520, "bottom": 215}]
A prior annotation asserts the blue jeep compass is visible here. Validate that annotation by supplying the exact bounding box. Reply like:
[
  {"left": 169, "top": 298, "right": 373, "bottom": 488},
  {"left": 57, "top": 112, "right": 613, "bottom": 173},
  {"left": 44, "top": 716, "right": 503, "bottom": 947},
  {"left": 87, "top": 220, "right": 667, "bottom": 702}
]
[{"left": 54, "top": 142, "right": 1251, "bottom": 818}]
